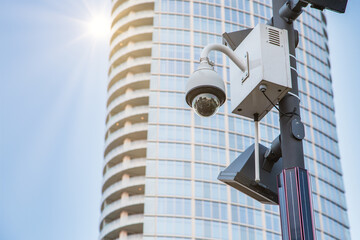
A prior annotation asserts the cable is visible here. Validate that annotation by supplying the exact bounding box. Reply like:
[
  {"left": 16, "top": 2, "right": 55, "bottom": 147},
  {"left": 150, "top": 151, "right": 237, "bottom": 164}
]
[{"left": 259, "top": 85, "right": 294, "bottom": 118}]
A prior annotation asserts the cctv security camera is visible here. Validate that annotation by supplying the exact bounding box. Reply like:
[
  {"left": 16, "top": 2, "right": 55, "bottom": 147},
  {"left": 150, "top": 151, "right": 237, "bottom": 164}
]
[
  {"left": 185, "top": 59, "right": 226, "bottom": 117},
  {"left": 185, "top": 43, "right": 247, "bottom": 117}
]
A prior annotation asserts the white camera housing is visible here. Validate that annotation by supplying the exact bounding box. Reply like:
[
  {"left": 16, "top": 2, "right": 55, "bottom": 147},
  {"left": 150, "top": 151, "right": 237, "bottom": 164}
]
[
  {"left": 230, "top": 24, "right": 292, "bottom": 120},
  {"left": 185, "top": 61, "right": 226, "bottom": 117}
]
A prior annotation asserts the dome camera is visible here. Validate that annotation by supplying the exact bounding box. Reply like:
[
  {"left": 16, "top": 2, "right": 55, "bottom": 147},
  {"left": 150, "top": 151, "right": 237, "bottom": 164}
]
[
  {"left": 185, "top": 60, "right": 226, "bottom": 117},
  {"left": 192, "top": 93, "right": 220, "bottom": 117}
]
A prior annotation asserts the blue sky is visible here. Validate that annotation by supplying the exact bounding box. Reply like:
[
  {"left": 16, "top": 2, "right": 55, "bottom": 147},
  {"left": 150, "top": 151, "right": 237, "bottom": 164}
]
[
  {"left": 327, "top": 2, "right": 360, "bottom": 239},
  {"left": 0, "top": 1, "right": 358, "bottom": 240},
  {"left": 0, "top": 0, "right": 109, "bottom": 239}
]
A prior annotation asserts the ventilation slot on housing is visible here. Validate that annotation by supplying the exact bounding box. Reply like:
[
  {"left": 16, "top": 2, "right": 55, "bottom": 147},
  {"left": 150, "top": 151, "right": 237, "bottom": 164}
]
[{"left": 268, "top": 28, "right": 281, "bottom": 46}]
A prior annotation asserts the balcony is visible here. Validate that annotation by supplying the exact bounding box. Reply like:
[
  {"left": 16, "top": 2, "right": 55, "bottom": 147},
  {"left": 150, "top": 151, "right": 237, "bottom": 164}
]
[
  {"left": 113, "top": 234, "right": 143, "bottom": 240},
  {"left": 111, "top": 10, "right": 154, "bottom": 42},
  {"left": 106, "top": 106, "right": 148, "bottom": 131},
  {"left": 100, "top": 195, "right": 145, "bottom": 224},
  {"left": 110, "top": 41, "right": 152, "bottom": 67},
  {"left": 104, "top": 140, "right": 147, "bottom": 167},
  {"left": 108, "top": 56, "right": 151, "bottom": 84},
  {"left": 107, "top": 73, "right": 150, "bottom": 104},
  {"left": 110, "top": 26, "right": 153, "bottom": 56},
  {"left": 102, "top": 158, "right": 146, "bottom": 190},
  {"left": 101, "top": 176, "right": 146, "bottom": 204},
  {"left": 111, "top": 0, "right": 154, "bottom": 24},
  {"left": 107, "top": 89, "right": 149, "bottom": 115},
  {"left": 104, "top": 122, "right": 148, "bottom": 156},
  {"left": 99, "top": 214, "right": 144, "bottom": 240}
]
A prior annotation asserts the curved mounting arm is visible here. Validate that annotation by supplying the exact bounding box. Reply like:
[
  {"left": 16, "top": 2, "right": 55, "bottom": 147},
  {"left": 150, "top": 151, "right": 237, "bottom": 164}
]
[{"left": 200, "top": 43, "right": 247, "bottom": 72}]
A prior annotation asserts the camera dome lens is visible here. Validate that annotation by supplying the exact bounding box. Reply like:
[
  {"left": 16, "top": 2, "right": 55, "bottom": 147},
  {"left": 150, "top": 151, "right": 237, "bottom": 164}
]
[{"left": 192, "top": 93, "right": 220, "bottom": 117}]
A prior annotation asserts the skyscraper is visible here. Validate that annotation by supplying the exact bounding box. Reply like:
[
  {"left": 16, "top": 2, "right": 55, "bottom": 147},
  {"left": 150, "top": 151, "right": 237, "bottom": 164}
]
[{"left": 100, "top": 0, "right": 350, "bottom": 239}]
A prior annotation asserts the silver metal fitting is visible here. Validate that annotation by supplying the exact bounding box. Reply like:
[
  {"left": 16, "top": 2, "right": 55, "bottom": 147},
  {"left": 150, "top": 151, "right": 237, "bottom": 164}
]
[{"left": 259, "top": 84, "right": 267, "bottom": 92}]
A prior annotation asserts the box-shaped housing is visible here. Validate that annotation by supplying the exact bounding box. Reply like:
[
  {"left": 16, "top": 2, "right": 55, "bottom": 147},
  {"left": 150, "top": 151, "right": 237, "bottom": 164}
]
[{"left": 230, "top": 24, "right": 291, "bottom": 120}]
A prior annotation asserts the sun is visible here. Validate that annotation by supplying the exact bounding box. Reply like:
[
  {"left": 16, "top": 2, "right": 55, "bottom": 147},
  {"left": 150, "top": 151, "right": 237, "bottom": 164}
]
[{"left": 86, "top": 14, "right": 110, "bottom": 39}]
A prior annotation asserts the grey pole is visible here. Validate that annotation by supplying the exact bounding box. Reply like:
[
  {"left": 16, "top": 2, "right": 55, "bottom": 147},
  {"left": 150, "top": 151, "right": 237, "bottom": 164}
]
[{"left": 272, "top": 0, "right": 305, "bottom": 169}]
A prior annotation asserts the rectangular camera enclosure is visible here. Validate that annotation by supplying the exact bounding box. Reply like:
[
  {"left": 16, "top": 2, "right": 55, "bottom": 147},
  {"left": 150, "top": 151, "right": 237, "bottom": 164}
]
[{"left": 229, "top": 24, "right": 291, "bottom": 120}]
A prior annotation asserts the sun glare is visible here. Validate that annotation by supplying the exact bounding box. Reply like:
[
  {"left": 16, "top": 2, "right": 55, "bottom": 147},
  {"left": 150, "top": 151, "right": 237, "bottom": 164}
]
[{"left": 86, "top": 14, "right": 110, "bottom": 39}]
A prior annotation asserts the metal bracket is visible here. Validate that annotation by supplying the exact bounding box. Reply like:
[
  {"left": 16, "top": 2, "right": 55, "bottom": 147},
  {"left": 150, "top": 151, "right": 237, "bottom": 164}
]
[
  {"left": 279, "top": 0, "right": 308, "bottom": 23},
  {"left": 291, "top": 118, "right": 305, "bottom": 140},
  {"left": 222, "top": 28, "right": 253, "bottom": 50},
  {"left": 241, "top": 52, "right": 250, "bottom": 83}
]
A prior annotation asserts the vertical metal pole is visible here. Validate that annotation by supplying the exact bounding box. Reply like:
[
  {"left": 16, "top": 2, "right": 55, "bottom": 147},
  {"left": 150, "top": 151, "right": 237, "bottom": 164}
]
[
  {"left": 272, "top": 0, "right": 304, "bottom": 169},
  {"left": 271, "top": 1, "right": 316, "bottom": 239},
  {"left": 277, "top": 167, "right": 316, "bottom": 240}
]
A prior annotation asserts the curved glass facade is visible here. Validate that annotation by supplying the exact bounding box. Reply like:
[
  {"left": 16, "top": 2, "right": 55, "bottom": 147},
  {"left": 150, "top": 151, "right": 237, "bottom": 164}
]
[{"left": 101, "top": 0, "right": 350, "bottom": 240}]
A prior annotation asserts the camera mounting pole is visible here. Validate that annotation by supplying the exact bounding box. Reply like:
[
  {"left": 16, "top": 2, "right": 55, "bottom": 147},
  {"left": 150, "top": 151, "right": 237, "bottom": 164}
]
[
  {"left": 273, "top": 0, "right": 305, "bottom": 170},
  {"left": 268, "top": 0, "right": 347, "bottom": 238},
  {"left": 272, "top": 1, "right": 316, "bottom": 239}
]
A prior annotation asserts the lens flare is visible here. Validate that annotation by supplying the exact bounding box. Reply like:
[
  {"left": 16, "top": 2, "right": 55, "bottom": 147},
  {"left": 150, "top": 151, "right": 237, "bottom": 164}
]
[{"left": 86, "top": 14, "right": 109, "bottom": 39}]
